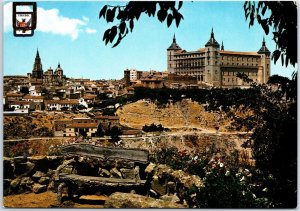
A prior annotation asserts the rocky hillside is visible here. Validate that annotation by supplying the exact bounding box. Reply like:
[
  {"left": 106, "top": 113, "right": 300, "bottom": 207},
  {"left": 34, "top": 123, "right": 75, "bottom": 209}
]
[
  {"left": 4, "top": 112, "right": 89, "bottom": 140},
  {"left": 117, "top": 99, "right": 249, "bottom": 132}
]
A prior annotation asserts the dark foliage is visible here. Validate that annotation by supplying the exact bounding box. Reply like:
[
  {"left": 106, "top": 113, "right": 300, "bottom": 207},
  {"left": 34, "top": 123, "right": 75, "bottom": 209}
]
[
  {"left": 244, "top": 1, "right": 297, "bottom": 67},
  {"left": 99, "top": 1, "right": 183, "bottom": 47},
  {"left": 142, "top": 123, "right": 165, "bottom": 133},
  {"left": 105, "top": 126, "right": 122, "bottom": 142}
]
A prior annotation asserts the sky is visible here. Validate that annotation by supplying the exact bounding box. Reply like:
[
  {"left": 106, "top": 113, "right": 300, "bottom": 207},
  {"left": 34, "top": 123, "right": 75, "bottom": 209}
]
[{"left": 3, "top": 1, "right": 296, "bottom": 80}]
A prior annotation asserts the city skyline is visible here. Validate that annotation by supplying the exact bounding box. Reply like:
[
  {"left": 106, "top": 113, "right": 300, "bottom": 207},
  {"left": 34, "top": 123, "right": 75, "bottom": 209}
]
[{"left": 4, "top": 1, "right": 296, "bottom": 80}]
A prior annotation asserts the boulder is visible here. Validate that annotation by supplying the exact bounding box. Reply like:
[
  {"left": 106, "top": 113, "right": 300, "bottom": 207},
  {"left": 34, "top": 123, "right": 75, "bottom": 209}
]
[
  {"left": 160, "top": 194, "right": 181, "bottom": 203},
  {"left": 110, "top": 167, "right": 122, "bottom": 178},
  {"left": 120, "top": 168, "right": 136, "bottom": 180},
  {"left": 150, "top": 176, "right": 167, "bottom": 196},
  {"left": 3, "top": 157, "right": 14, "bottom": 179},
  {"left": 47, "top": 181, "right": 56, "bottom": 192},
  {"left": 3, "top": 179, "right": 12, "bottom": 196},
  {"left": 38, "top": 177, "right": 50, "bottom": 185},
  {"left": 13, "top": 156, "right": 27, "bottom": 164},
  {"left": 145, "top": 163, "right": 156, "bottom": 174},
  {"left": 32, "top": 183, "right": 47, "bottom": 193},
  {"left": 20, "top": 177, "right": 34, "bottom": 187},
  {"left": 98, "top": 168, "right": 111, "bottom": 177},
  {"left": 104, "top": 192, "right": 187, "bottom": 208},
  {"left": 46, "top": 169, "right": 55, "bottom": 177},
  {"left": 14, "top": 162, "right": 35, "bottom": 176},
  {"left": 155, "top": 164, "right": 173, "bottom": 178},
  {"left": 61, "top": 166, "right": 75, "bottom": 174},
  {"left": 115, "top": 159, "right": 135, "bottom": 169},
  {"left": 10, "top": 177, "right": 21, "bottom": 189},
  {"left": 171, "top": 170, "right": 203, "bottom": 188},
  {"left": 32, "top": 171, "right": 46, "bottom": 180}
]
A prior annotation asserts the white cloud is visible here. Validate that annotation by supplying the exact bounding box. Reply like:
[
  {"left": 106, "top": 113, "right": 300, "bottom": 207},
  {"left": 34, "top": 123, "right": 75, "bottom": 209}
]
[
  {"left": 4, "top": 2, "right": 13, "bottom": 32},
  {"left": 4, "top": 2, "right": 97, "bottom": 40},
  {"left": 82, "top": 16, "right": 89, "bottom": 22},
  {"left": 86, "top": 28, "right": 97, "bottom": 34}
]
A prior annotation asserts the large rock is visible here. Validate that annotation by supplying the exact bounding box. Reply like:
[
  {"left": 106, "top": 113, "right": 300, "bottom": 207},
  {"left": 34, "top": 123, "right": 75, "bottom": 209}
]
[
  {"left": 110, "top": 167, "right": 122, "bottom": 178},
  {"left": 98, "top": 168, "right": 111, "bottom": 177},
  {"left": 160, "top": 194, "right": 181, "bottom": 203},
  {"left": 14, "top": 162, "right": 35, "bottom": 176},
  {"left": 3, "top": 157, "right": 14, "bottom": 179},
  {"left": 171, "top": 170, "right": 203, "bottom": 188},
  {"left": 20, "top": 177, "right": 34, "bottom": 187},
  {"left": 145, "top": 163, "right": 156, "bottom": 174},
  {"left": 10, "top": 177, "right": 21, "bottom": 188},
  {"left": 28, "top": 156, "right": 62, "bottom": 173},
  {"left": 120, "top": 168, "right": 136, "bottom": 180},
  {"left": 150, "top": 176, "right": 167, "bottom": 196},
  {"left": 32, "top": 183, "right": 47, "bottom": 193},
  {"left": 3, "top": 179, "right": 12, "bottom": 196},
  {"left": 13, "top": 156, "right": 27, "bottom": 164},
  {"left": 38, "top": 177, "right": 50, "bottom": 185},
  {"left": 32, "top": 171, "right": 47, "bottom": 180},
  {"left": 104, "top": 192, "right": 187, "bottom": 208}
]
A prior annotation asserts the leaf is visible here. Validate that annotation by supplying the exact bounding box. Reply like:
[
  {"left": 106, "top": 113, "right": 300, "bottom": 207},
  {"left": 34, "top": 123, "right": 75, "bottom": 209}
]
[
  {"left": 99, "top": 5, "right": 107, "bottom": 19},
  {"left": 103, "top": 29, "right": 110, "bottom": 41},
  {"left": 281, "top": 53, "right": 284, "bottom": 66},
  {"left": 109, "top": 26, "right": 118, "bottom": 43},
  {"left": 112, "top": 34, "right": 122, "bottom": 48},
  {"left": 119, "top": 22, "right": 126, "bottom": 34},
  {"left": 285, "top": 55, "right": 289, "bottom": 67},
  {"left": 272, "top": 50, "right": 281, "bottom": 64},
  {"left": 129, "top": 19, "right": 134, "bottom": 32},
  {"left": 106, "top": 9, "right": 114, "bottom": 22},
  {"left": 157, "top": 9, "right": 167, "bottom": 22},
  {"left": 167, "top": 14, "right": 173, "bottom": 27},
  {"left": 262, "top": 4, "right": 267, "bottom": 16},
  {"left": 175, "top": 13, "right": 183, "bottom": 27},
  {"left": 178, "top": 1, "right": 183, "bottom": 10},
  {"left": 261, "top": 19, "right": 269, "bottom": 35}
]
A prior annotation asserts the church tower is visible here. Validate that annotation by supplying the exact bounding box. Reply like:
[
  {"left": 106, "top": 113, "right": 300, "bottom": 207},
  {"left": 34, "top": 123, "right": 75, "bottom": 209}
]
[
  {"left": 32, "top": 49, "right": 43, "bottom": 79},
  {"left": 167, "top": 34, "right": 181, "bottom": 74},
  {"left": 204, "top": 28, "right": 221, "bottom": 87},
  {"left": 257, "top": 37, "right": 271, "bottom": 83},
  {"left": 55, "top": 62, "right": 64, "bottom": 80}
]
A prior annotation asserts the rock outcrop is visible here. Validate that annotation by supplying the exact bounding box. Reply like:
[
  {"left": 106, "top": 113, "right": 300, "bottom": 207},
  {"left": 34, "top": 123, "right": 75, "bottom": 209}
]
[{"left": 104, "top": 192, "right": 187, "bottom": 208}]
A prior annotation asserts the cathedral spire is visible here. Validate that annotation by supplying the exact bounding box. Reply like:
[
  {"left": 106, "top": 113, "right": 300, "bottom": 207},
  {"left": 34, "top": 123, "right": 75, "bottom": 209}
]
[
  {"left": 58, "top": 62, "right": 60, "bottom": 68},
  {"left": 221, "top": 41, "right": 224, "bottom": 50},
  {"left": 258, "top": 37, "right": 270, "bottom": 56},
  {"left": 36, "top": 48, "right": 40, "bottom": 58},
  {"left": 167, "top": 33, "right": 181, "bottom": 50},
  {"left": 205, "top": 27, "right": 220, "bottom": 48}
]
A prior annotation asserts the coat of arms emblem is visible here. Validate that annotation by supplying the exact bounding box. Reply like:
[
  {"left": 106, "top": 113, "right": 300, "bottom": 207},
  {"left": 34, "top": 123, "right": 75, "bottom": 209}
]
[{"left": 13, "top": 2, "right": 37, "bottom": 37}]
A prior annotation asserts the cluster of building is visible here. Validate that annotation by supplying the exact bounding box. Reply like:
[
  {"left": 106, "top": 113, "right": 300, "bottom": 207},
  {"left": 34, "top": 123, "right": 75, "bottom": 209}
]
[
  {"left": 4, "top": 29, "right": 272, "bottom": 115},
  {"left": 3, "top": 50, "right": 127, "bottom": 114},
  {"left": 124, "top": 29, "right": 271, "bottom": 89}
]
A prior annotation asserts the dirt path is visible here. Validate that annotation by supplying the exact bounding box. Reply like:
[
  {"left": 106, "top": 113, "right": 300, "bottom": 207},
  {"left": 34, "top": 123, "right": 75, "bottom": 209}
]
[{"left": 3, "top": 191, "right": 107, "bottom": 208}]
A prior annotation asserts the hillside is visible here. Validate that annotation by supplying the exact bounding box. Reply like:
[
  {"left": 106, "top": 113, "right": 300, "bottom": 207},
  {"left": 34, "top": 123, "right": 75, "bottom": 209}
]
[
  {"left": 4, "top": 112, "right": 90, "bottom": 140},
  {"left": 116, "top": 99, "right": 249, "bottom": 132}
]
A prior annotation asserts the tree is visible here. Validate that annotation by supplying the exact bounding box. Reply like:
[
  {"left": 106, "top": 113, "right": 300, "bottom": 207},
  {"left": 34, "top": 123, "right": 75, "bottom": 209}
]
[
  {"left": 99, "top": 1, "right": 297, "bottom": 69},
  {"left": 96, "top": 123, "right": 105, "bottom": 137},
  {"left": 106, "top": 126, "right": 122, "bottom": 142},
  {"left": 99, "top": 1, "right": 183, "bottom": 47},
  {"left": 244, "top": 1, "right": 297, "bottom": 67}
]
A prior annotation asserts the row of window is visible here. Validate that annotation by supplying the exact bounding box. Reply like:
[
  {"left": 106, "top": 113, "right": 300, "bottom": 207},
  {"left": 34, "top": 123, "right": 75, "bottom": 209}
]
[
  {"left": 222, "top": 71, "right": 258, "bottom": 76},
  {"left": 221, "top": 56, "right": 260, "bottom": 62}
]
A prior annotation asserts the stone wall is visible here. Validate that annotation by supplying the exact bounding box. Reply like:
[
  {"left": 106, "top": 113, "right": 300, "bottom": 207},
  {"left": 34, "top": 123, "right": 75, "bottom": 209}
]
[{"left": 4, "top": 156, "right": 63, "bottom": 196}]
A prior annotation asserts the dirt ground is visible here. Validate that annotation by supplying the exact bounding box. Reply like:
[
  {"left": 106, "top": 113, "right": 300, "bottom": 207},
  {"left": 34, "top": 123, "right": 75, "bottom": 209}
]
[{"left": 3, "top": 191, "right": 107, "bottom": 208}]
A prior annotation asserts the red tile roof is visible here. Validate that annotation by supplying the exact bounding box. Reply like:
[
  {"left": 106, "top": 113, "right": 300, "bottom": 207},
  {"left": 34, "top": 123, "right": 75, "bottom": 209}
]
[{"left": 66, "top": 123, "right": 98, "bottom": 128}]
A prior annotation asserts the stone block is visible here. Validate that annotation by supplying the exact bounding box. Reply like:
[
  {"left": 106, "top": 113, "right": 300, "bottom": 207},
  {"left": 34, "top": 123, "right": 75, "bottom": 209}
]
[{"left": 32, "top": 183, "right": 47, "bottom": 193}]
